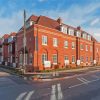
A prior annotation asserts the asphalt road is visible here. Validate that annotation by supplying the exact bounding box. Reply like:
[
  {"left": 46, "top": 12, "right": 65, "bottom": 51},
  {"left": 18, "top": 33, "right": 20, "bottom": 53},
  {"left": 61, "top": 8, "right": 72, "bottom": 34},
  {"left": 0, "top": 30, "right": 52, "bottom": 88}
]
[{"left": 0, "top": 67, "right": 100, "bottom": 100}]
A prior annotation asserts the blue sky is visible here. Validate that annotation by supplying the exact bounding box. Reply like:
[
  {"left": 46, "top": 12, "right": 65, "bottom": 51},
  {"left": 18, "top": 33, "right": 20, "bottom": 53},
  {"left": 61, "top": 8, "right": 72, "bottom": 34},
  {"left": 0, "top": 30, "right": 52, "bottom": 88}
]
[{"left": 0, "top": 0, "right": 100, "bottom": 41}]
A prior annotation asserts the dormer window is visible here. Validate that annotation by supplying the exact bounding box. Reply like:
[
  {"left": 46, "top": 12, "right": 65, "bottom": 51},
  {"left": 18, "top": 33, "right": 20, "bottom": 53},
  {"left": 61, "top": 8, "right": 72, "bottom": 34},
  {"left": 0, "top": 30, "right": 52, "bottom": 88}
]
[
  {"left": 82, "top": 33, "right": 87, "bottom": 39},
  {"left": 26, "top": 21, "right": 34, "bottom": 28},
  {"left": 60, "top": 26, "right": 67, "bottom": 34},
  {"left": 87, "top": 35, "right": 91, "bottom": 41},
  {"left": 68, "top": 28, "right": 74, "bottom": 36},
  {"left": 76, "top": 31, "right": 81, "bottom": 37}
]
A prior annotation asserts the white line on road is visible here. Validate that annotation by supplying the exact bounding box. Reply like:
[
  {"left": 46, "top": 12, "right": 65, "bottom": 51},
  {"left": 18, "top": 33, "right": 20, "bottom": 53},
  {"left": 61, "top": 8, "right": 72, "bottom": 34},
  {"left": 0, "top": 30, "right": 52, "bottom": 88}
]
[
  {"left": 57, "top": 83, "right": 63, "bottom": 100},
  {"left": 81, "top": 78, "right": 90, "bottom": 83},
  {"left": 50, "top": 85, "right": 57, "bottom": 100},
  {"left": 24, "top": 91, "right": 34, "bottom": 100},
  {"left": 77, "top": 77, "right": 89, "bottom": 84},
  {"left": 16, "top": 92, "right": 27, "bottom": 100},
  {"left": 50, "top": 84, "right": 63, "bottom": 100},
  {"left": 69, "top": 78, "right": 100, "bottom": 89}
]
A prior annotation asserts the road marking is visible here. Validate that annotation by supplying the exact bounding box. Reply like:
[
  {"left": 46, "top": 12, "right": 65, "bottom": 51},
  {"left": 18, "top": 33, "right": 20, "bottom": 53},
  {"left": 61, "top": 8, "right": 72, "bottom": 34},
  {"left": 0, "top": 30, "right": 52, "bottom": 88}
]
[
  {"left": 57, "top": 83, "right": 63, "bottom": 100},
  {"left": 81, "top": 78, "right": 90, "bottom": 83},
  {"left": 50, "top": 85, "right": 57, "bottom": 100},
  {"left": 16, "top": 92, "right": 27, "bottom": 100},
  {"left": 77, "top": 77, "right": 89, "bottom": 84},
  {"left": 69, "top": 78, "right": 100, "bottom": 89},
  {"left": 69, "top": 82, "right": 85, "bottom": 89},
  {"left": 50, "top": 83, "right": 63, "bottom": 100},
  {"left": 25, "top": 91, "right": 34, "bottom": 100}
]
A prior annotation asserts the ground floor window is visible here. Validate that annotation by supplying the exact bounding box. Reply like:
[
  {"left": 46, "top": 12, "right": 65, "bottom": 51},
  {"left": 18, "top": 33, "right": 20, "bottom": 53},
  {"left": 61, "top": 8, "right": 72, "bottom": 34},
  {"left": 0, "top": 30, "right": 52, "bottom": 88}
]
[
  {"left": 80, "top": 56, "right": 84, "bottom": 62},
  {"left": 8, "top": 57, "right": 10, "bottom": 62},
  {"left": 19, "top": 53, "right": 23, "bottom": 64},
  {"left": 72, "top": 56, "right": 75, "bottom": 63},
  {"left": 0, "top": 56, "right": 1, "bottom": 62},
  {"left": 90, "top": 57, "right": 93, "bottom": 62},
  {"left": 42, "top": 53, "right": 47, "bottom": 64},
  {"left": 52, "top": 54, "right": 58, "bottom": 64},
  {"left": 10, "top": 56, "right": 12, "bottom": 63},
  {"left": 29, "top": 53, "right": 33, "bottom": 65},
  {"left": 86, "top": 57, "right": 88, "bottom": 62},
  {"left": 64, "top": 55, "right": 68, "bottom": 60}
]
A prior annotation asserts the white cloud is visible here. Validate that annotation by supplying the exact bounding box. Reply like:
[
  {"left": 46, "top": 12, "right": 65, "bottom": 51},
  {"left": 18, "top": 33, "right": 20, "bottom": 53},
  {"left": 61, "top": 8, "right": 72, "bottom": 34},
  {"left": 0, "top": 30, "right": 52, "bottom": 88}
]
[
  {"left": 90, "top": 18, "right": 100, "bottom": 26},
  {"left": 38, "top": 3, "right": 100, "bottom": 41},
  {"left": 0, "top": 1, "right": 100, "bottom": 42}
]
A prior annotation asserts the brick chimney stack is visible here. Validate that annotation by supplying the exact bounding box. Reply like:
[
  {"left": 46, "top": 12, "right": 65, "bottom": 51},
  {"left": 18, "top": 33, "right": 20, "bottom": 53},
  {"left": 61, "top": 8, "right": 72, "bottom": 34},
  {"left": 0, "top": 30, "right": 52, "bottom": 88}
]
[
  {"left": 57, "top": 17, "right": 62, "bottom": 25},
  {"left": 77, "top": 26, "right": 81, "bottom": 30}
]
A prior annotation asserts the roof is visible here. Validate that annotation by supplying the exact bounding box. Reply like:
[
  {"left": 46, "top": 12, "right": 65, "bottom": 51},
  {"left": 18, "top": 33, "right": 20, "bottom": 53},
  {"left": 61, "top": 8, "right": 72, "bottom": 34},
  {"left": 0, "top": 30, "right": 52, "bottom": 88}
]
[
  {"left": 18, "top": 14, "right": 98, "bottom": 42},
  {"left": 2, "top": 34, "right": 9, "bottom": 39},
  {"left": 9, "top": 32, "right": 16, "bottom": 37},
  {"left": 27, "top": 15, "right": 39, "bottom": 22},
  {"left": 37, "top": 16, "right": 60, "bottom": 30}
]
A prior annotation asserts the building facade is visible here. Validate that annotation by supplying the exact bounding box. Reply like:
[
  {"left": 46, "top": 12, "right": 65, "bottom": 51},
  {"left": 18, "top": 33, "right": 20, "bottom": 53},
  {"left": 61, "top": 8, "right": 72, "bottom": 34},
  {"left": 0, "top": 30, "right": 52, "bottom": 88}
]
[
  {"left": 15, "top": 15, "right": 100, "bottom": 72},
  {"left": 0, "top": 15, "right": 100, "bottom": 72},
  {"left": 0, "top": 33, "right": 16, "bottom": 67}
]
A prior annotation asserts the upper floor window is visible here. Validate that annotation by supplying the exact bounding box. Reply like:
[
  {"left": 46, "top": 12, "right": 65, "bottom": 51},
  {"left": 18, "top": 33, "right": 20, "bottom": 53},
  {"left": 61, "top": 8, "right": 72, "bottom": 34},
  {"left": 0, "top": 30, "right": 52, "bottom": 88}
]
[
  {"left": 97, "top": 48, "right": 99, "bottom": 52},
  {"left": 68, "top": 28, "right": 74, "bottom": 36},
  {"left": 80, "top": 44, "right": 84, "bottom": 50},
  {"left": 86, "top": 45, "right": 88, "bottom": 51},
  {"left": 64, "top": 41, "right": 68, "bottom": 48},
  {"left": 53, "top": 38, "right": 58, "bottom": 47},
  {"left": 90, "top": 46, "right": 92, "bottom": 52},
  {"left": 72, "top": 42, "right": 75, "bottom": 49},
  {"left": 42, "top": 35, "right": 47, "bottom": 45}
]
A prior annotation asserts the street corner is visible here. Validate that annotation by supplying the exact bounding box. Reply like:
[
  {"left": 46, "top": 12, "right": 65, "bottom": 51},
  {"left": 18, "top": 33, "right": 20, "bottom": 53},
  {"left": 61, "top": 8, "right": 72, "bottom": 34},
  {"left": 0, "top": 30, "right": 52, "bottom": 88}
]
[{"left": 0, "top": 71, "right": 10, "bottom": 77}]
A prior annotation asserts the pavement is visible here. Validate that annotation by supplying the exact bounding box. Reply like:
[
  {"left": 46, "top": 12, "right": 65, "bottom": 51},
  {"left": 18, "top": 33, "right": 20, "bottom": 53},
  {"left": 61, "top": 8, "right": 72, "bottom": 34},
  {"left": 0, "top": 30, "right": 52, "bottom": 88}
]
[{"left": 0, "top": 66, "right": 100, "bottom": 100}]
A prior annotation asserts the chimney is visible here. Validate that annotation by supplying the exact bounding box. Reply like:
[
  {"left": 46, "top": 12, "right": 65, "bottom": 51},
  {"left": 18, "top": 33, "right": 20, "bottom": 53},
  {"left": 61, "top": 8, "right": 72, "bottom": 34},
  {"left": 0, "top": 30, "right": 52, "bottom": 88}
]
[
  {"left": 57, "top": 17, "right": 62, "bottom": 25},
  {"left": 77, "top": 26, "right": 81, "bottom": 30}
]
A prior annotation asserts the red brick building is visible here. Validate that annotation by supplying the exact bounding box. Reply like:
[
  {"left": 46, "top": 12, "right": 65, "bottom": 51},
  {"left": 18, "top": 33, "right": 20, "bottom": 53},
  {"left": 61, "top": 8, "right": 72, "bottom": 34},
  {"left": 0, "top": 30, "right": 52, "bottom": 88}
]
[
  {"left": 0, "top": 33, "right": 16, "bottom": 66},
  {"left": 15, "top": 14, "right": 100, "bottom": 72}
]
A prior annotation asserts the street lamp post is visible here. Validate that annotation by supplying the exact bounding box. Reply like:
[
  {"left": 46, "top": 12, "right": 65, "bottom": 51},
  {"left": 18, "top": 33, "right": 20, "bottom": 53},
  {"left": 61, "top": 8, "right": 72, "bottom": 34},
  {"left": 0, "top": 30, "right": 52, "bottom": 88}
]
[{"left": 23, "top": 10, "right": 26, "bottom": 74}]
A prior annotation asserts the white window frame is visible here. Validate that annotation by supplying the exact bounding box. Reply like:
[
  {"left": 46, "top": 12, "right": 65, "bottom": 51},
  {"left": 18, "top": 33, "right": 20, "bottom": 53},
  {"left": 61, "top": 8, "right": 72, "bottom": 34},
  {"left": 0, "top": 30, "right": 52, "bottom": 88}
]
[
  {"left": 52, "top": 54, "right": 58, "bottom": 64},
  {"left": 29, "top": 53, "right": 33, "bottom": 65},
  {"left": 97, "top": 48, "right": 99, "bottom": 52},
  {"left": 42, "top": 35, "right": 47, "bottom": 45},
  {"left": 64, "top": 55, "right": 68, "bottom": 60},
  {"left": 68, "top": 28, "right": 74, "bottom": 36},
  {"left": 64, "top": 41, "right": 68, "bottom": 48},
  {"left": 86, "top": 45, "right": 88, "bottom": 51},
  {"left": 72, "top": 42, "right": 75, "bottom": 49},
  {"left": 19, "top": 53, "right": 23, "bottom": 64},
  {"left": 76, "top": 31, "right": 81, "bottom": 37},
  {"left": 53, "top": 38, "right": 58, "bottom": 47},
  {"left": 90, "top": 46, "right": 92, "bottom": 52},
  {"left": 72, "top": 56, "right": 75, "bottom": 63},
  {"left": 80, "top": 44, "right": 84, "bottom": 50},
  {"left": 42, "top": 53, "right": 47, "bottom": 64}
]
